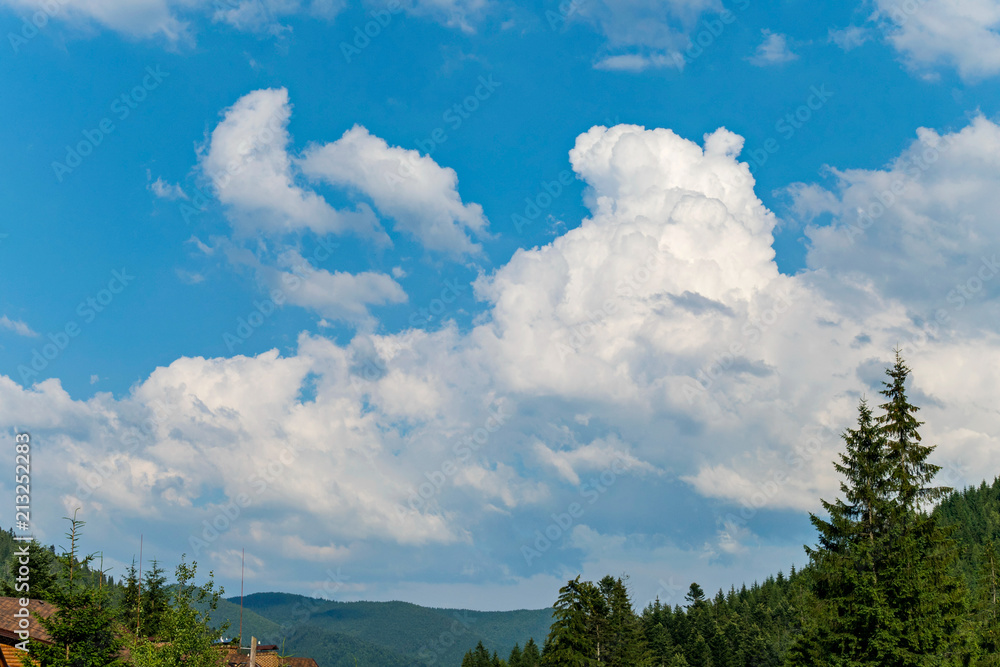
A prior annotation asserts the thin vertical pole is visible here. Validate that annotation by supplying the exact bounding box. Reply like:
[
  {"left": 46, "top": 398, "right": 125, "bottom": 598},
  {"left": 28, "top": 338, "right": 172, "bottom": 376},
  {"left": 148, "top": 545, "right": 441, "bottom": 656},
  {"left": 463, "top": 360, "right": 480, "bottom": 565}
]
[
  {"left": 239, "top": 548, "right": 245, "bottom": 646},
  {"left": 136, "top": 535, "right": 143, "bottom": 635}
]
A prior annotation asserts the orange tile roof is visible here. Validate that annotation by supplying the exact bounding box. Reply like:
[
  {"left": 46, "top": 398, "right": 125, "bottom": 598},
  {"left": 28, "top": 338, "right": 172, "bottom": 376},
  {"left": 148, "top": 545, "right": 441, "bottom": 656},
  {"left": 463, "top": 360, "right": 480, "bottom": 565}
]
[{"left": 1, "top": 643, "right": 29, "bottom": 667}]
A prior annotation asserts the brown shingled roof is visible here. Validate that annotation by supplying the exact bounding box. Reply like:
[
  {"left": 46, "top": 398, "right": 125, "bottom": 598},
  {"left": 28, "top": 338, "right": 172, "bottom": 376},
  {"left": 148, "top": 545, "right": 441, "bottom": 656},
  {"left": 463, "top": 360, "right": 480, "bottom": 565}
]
[
  {"left": 279, "top": 658, "right": 320, "bottom": 667},
  {"left": 218, "top": 648, "right": 320, "bottom": 667},
  {"left": 0, "top": 597, "right": 56, "bottom": 645},
  {"left": 0, "top": 597, "right": 56, "bottom": 667}
]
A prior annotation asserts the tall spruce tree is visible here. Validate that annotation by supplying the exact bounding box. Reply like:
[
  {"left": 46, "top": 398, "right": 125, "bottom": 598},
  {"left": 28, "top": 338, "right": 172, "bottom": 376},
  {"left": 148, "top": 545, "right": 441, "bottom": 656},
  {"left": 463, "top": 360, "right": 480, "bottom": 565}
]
[
  {"left": 876, "top": 351, "right": 965, "bottom": 663},
  {"left": 791, "top": 398, "right": 896, "bottom": 665},
  {"left": 600, "top": 575, "right": 651, "bottom": 666},
  {"left": 1, "top": 540, "right": 57, "bottom": 601},
  {"left": 23, "top": 513, "right": 123, "bottom": 667},
  {"left": 117, "top": 558, "right": 140, "bottom": 630},
  {"left": 138, "top": 559, "right": 169, "bottom": 639},
  {"left": 973, "top": 541, "right": 1000, "bottom": 665},
  {"left": 542, "top": 577, "right": 597, "bottom": 666},
  {"left": 522, "top": 638, "right": 542, "bottom": 666},
  {"left": 788, "top": 353, "right": 966, "bottom": 666},
  {"left": 877, "top": 350, "right": 947, "bottom": 512},
  {"left": 508, "top": 643, "right": 524, "bottom": 667}
]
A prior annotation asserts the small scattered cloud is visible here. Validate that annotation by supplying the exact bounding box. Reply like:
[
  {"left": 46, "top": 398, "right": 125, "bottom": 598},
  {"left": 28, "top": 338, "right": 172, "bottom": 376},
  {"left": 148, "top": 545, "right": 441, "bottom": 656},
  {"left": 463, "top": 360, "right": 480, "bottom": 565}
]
[
  {"left": 0, "top": 315, "right": 38, "bottom": 338},
  {"left": 593, "top": 53, "right": 676, "bottom": 72},
  {"left": 572, "top": 0, "right": 722, "bottom": 72},
  {"left": 829, "top": 25, "right": 871, "bottom": 51},
  {"left": 748, "top": 29, "right": 798, "bottom": 66},
  {"left": 90, "top": 374, "right": 100, "bottom": 385},
  {"left": 185, "top": 236, "right": 215, "bottom": 256},
  {"left": 175, "top": 268, "right": 206, "bottom": 284},
  {"left": 147, "top": 173, "right": 188, "bottom": 200},
  {"left": 211, "top": 0, "right": 293, "bottom": 36}
]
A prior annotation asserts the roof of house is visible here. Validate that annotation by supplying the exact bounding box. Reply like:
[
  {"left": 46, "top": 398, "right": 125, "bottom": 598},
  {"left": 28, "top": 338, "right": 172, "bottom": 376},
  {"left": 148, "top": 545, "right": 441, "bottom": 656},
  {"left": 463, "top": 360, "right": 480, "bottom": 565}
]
[
  {"left": 1, "top": 642, "right": 24, "bottom": 667},
  {"left": 0, "top": 597, "right": 56, "bottom": 645},
  {"left": 219, "top": 648, "right": 320, "bottom": 667},
  {"left": 0, "top": 597, "right": 57, "bottom": 667},
  {"left": 278, "top": 658, "right": 320, "bottom": 667}
]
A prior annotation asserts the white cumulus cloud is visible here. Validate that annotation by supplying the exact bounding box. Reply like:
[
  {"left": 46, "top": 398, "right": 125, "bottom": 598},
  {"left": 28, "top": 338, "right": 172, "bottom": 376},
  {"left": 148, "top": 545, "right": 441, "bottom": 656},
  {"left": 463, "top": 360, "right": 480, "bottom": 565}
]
[
  {"left": 300, "top": 125, "right": 489, "bottom": 257},
  {"left": 874, "top": 0, "right": 1000, "bottom": 80},
  {"left": 199, "top": 88, "right": 386, "bottom": 243},
  {"left": 5, "top": 117, "right": 1000, "bottom": 607}
]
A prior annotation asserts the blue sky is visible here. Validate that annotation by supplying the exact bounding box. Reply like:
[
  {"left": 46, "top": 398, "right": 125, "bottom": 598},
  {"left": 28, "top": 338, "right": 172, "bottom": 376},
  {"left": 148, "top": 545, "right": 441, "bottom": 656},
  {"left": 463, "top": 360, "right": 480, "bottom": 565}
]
[{"left": 2, "top": 0, "right": 1000, "bottom": 611}]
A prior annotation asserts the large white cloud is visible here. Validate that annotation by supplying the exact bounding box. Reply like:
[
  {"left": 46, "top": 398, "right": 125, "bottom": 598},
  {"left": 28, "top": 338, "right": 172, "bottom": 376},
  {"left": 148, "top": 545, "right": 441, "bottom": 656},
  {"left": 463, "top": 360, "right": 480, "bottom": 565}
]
[
  {"left": 5, "top": 118, "right": 1000, "bottom": 608},
  {"left": 300, "top": 125, "right": 489, "bottom": 257},
  {"left": 793, "top": 115, "right": 1000, "bottom": 330},
  {"left": 201, "top": 88, "right": 489, "bottom": 262}
]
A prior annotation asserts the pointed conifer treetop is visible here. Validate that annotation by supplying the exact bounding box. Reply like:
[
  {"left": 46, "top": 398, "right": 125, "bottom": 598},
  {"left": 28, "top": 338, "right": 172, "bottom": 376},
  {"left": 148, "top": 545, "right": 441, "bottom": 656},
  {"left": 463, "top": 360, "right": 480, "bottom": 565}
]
[
  {"left": 684, "top": 583, "right": 706, "bottom": 607},
  {"left": 542, "top": 576, "right": 597, "bottom": 666},
  {"left": 827, "top": 397, "right": 891, "bottom": 544},
  {"left": 876, "top": 348, "right": 949, "bottom": 509}
]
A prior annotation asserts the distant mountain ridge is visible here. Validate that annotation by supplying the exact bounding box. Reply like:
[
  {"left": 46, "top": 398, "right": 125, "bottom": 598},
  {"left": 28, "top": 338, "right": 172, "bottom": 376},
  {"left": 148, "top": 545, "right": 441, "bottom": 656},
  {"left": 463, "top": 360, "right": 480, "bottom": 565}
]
[{"left": 212, "top": 591, "right": 552, "bottom": 667}]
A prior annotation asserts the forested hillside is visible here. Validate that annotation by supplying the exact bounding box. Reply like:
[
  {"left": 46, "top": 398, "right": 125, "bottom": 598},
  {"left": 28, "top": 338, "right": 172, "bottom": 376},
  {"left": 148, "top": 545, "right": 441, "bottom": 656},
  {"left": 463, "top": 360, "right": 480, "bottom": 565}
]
[
  {"left": 938, "top": 477, "right": 1000, "bottom": 588},
  {"left": 462, "top": 352, "right": 1000, "bottom": 666},
  {"left": 216, "top": 592, "right": 553, "bottom": 667}
]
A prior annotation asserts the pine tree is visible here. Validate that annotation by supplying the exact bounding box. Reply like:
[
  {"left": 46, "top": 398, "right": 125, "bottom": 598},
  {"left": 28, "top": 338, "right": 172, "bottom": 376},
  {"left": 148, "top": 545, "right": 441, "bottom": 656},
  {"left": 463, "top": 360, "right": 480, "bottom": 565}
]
[
  {"left": 790, "top": 398, "right": 896, "bottom": 665},
  {"left": 973, "top": 541, "right": 1000, "bottom": 665},
  {"left": 646, "top": 621, "right": 677, "bottom": 666},
  {"left": 508, "top": 643, "right": 523, "bottom": 667},
  {"left": 117, "top": 558, "right": 140, "bottom": 630},
  {"left": 877, "top": 350, "right": 948, "bottom": 512},
  {"left": 876, "top": 351, "right": 965, "bottom": 663},
  {"left": 1, "top": 539, "right": 57, "bottom": 601},
  {"left": 542, "top": 577, "right": 597, "bottom": 666},
  {"left": 125, "top": 556, "right": 228, "bottom": 667},
  {"left": 138, "top": 559, "right": 169, "bottom": 639},
  {"left": 788, "top": 353, "right": 967, "bottom": 666},
  {"left": 23, "top": 513, "right": 124, "bottom": 667},
  {"left": 582, "top": 579, "right": 608, "bottom": 663},
  {"left": 522, "top": 638, "right": 542, "bottom": 666},
  {"left": 684, "top": 583, "right": 706, "bottom": 608},
  {"left": 686, "top": 633, "right": 712, "bottom": 667},
  {"left": 600, "top": 575, "right": 650, "bottom": 666}
]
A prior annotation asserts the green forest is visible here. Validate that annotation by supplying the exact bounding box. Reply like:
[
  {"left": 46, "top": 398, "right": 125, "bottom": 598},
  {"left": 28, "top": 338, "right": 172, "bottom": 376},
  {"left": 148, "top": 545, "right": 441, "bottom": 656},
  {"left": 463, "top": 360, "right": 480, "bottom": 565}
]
[
  {"left": 5, "top": 352, "right": 1000, "bottom": 666},
  {"left": 0, "top": 513, "right": 229, "bottom": 667},
  {"left": 459, "top": 352, "right": 1000, "bottom": 666}
]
